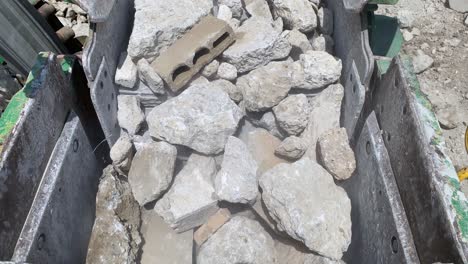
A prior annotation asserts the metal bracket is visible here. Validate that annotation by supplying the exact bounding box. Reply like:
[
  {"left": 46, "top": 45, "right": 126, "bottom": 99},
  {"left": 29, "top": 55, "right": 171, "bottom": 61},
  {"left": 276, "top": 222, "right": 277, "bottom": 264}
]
[
  {"left": 11, "top": 112, "right": 101, "bottom": 263},
  {"left": 370, "top": 56, "right": 468, "bottom": 263},
  {"left": 343, "top": 112, "right": 419, "bottom": 263}
]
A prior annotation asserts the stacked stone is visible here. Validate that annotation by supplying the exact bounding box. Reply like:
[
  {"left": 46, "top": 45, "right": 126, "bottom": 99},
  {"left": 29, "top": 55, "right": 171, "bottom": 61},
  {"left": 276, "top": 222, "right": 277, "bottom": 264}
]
[{"left": 89, "top": 0, "right": 358, "bottom": 263}]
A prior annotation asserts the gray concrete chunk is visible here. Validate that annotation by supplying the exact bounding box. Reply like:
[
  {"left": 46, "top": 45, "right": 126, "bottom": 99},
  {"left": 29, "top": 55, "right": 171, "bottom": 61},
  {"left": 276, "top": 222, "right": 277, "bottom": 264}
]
[
  {"left": 275, "top": 136, "right": 308, "bottom": 160},
  {"left": 271, "top": 0, "right": 317, "bottom": 33},
  {"left": 137, "top": 58, "right": 165, "bottom": 94},
  {"left": 115, "top": 52, "right": 138, "bottom": 89},
  {"left": 273, "top": 94, "right": 311, "bottom": 136},
  {"left": 117, "top": 95, "right": 145, "bottom": 135}
]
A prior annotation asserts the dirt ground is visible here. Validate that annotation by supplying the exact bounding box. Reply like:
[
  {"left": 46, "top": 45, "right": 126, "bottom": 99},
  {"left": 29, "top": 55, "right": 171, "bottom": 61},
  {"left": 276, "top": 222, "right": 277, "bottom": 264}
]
[{"left": 377, "top": 0, "right": 468, "bottom": 171}]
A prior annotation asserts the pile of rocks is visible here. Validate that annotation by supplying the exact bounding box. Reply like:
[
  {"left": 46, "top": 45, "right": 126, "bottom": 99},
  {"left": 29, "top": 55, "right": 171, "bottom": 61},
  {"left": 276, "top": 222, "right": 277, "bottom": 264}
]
[
  {"left": 45, "top": 0, "right": 90, "bottom": 44},
  {"left": 88, "top": 0, "right": 358, "bottom": 263}
]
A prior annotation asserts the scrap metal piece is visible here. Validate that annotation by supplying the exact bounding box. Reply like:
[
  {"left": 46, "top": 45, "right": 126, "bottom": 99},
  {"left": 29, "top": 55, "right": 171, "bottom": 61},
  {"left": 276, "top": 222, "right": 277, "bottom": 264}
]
[
  {"left": 0, "top": 53, "right": 70, "bottom": 259},
  {"left": 342, "top": 60, "right": 365, "bottom": 145},
  {"left": 151, "top": 16, "right": 235, "bottom": 92},
  {"left": 11, "top": 112, "right": 100, "bottom": 263},
  {"left": 75, "top": 0, "right": 115, "bottom": 23},
  {"left": 343, "top": 112, "right": 419, "bottom": 263},
  {"left": 370, "top": 56, "right": 468, "bottom": 263},
  {"left": 328, "top": 0, "right": 374, "bottom": 87}
]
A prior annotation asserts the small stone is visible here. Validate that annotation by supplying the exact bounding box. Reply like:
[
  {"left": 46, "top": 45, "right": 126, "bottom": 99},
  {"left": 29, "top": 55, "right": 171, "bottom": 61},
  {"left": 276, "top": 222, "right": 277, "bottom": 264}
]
[
  {"left": 191, "top": 75, "right": 210, "bottom": 85},
  {"left": 244, "top": 0, "right": 273, "bottom": 21},
  {"left": 223, "top": 18, "right": 291, "bottom": 73},
  {"left": 246, "top": 128, "right": 290, "bottom": 175},
  {"left": 436, "top": 106, "right": 460, "bottom": 129},
  {"left": 128, "top": 141, "right": 177, "bottom": 206},
  {"left": 218, "top": 0, "right": 244, "bottom": 19},
  {"left": 275, "top": 136, "right": 308, "bottom": 160},
  {"left": 271, "top": 0, "right": 317, "bottom": 33},
  {"left": 115, "top": 52, "right": 138, "bottom": 89},
  {"left": 397, "top": 9, "right": 415, "bottom": 28},
  {"left": 449, "top": 0, "right": 468, "bottom": 13},
  {"left": 283, "top": 29, "right": 313, "bottom": 58},
  {"left": 301, "top": 84, "right": 344, "bottom": 161},
  {"left": 137, "top": 59, "right": 165, "bottom": 94},
  {"left": 146, "top": 83, "right": 244, "bottom": 154},
  {"left": 273, "top": 94, "right": 311, "bottom": 136},
  {"left": 259, "top": 158, "right": 352, "bottom": 260},
  {"left": 197, "top": 216, "right": 277, "bottom": 264},
  {"left": 212, "top": 79, "right": 243, "bottom": 103},
  {"left": 318, "top": 7, "right": 333, "bottom": 35},
  {"left": 258, "top": 111, "right": 286, "bottom": 139},
  {"left": 128, "top": 0, "right": 213, "bottom": 61},
  {"left": 412, "top": 50, "right": 434, "bottom": 74},
  {"left": 217, "top": 4, "right": 233, "bottom": 22},
  {"left": 238, "top": 61, "right": 298, "bottom": 112},
  {"left": 215, "top": 136, "right": 259, "bottom": 204},
  {"left": 311, "top": 34, "right": 334, "bottom": 54},
  {"left": 317, "top": 128, "right": 356, "bottom": 181},
  {"left": 411, "top": 27, "right": 420, "bottom": 36},
  {"left": 217, "top": 62, "right": 238, "bottom": 81},
  {"left": 202, "top": 60, "right": 220, "bottom": 78},
  {"left": 110, "top": 134, "right": 135, "bottom": 173},
  {"left": 295, "top": 51, "right": 342, "bottom": 90},
  {"left": 194, "top": 208, "right": 231, "bottom": 246},
  {"left": 402, "top": 29, "right": 414, "bottom": 42},
  {"left": 228, "top": 18, "right": 241, "bottom": 30},
  {"left": 155, "top": 153, "right": 219, "bottom": 232},
  {"left": 72, "top": 23, "right": 89, "bottom": 39},
  {"left": 117, "top": 95, "right": 145, "bottom": 135}
]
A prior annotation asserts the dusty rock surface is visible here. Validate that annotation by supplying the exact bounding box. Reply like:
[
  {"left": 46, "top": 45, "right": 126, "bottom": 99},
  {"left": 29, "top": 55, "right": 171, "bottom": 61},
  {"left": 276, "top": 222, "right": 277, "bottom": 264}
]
[
  {"left": 223, "top": 18, "right": 291, "bottom": 73},
  {"left": 212, "top": 79, "right": 243, "bottom": 103},
  {"left": 128, "top": 141, "right": 177, "bottom": 206},
  {"left": 137, "top": 59, "right": 165, "bottom": 94},
  {"left": 317, "top": 128, "right": 356, "bottom": 181},
  {"left": 217, "top": 62, "right": 238, "bottom": 81},
  {"left": 110, "top": 134, "right": 135, "bottom": 173},
  {"left": 146, "top": 83, "right": 244, "bottom": 154},
  {"left": 117, "top": 95, "right": 145, "bottom": 135},
  {"left": 202, "top": 60, "right": 220, "bottom": 79},
  {"left": 115, "top": 52, "right": 138, "bottom": 89},
  {"left": 259, "top": 158, "right": 352, "bottom": 260},
  {"left": 273, "top": 94, "right": 311, "bottom": 136},
  {"left": 155, "top": 153, "right": 219, "bottom": 232},
  {"left": 197, "top": 216, "right": 277, "bottom": 264},
  {"left": 257, "top": 111, "right": 286, "bottom": 139},
  {"left": 295, "top": 51, "right": 342, "bottom": 90},
  {"left": 215, "top": 136, "right": 259, "bottom": 204},
  {"left": 275, "top": 136, "right": 308, "bottom": 160},
  {"left": 270, "top": 0, "right": 317, "bottom": 33},
  {"left": 218, "top": 0, "right": 244, "bottom": 19}
]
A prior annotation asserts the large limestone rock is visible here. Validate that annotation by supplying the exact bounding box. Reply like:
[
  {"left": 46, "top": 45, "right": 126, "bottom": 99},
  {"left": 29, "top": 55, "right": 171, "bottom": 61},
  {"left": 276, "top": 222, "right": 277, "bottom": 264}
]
[
  {"left": 128, "top": 0, "right": 213, "bottom": 61},
  {"left": 270, "top": 0, "right": 317, "bottom": 33},
  {"left": 246, "top": 128, "right": 290, "bottom": 175},
  {"left": 317, "top": 128, "right": 356, "bottom": 181},
  {"left": 146, "top": 83, "right": 244, "bottom": 154},
  {"left": 197, "top": 216, "right": 277, "bottom": 264},
  {"left": 223, "top": 18, "right": 291, "bottom": 73},
  {"left": 259, "top": 158, "right": 352, "bottom": 260},
  {"left": 301, "top": 84, "right": 344, "bottom": 161},
  {"left": 295, "top": 51, "right": 342, "bottom": 90},
  {"left": 155, "top": 154, "right": 219, "bottom": 233},
  {"left": 273, "top": 94, "right": 310, "bottom": 136},
  {"left": 215, "top": 136, "right": 259, "bottom": 204},
  {"left": 275, "top": 136, "right": 308, "bottom": 160},
  {"left": 115, "top": 52, "right": 138, "bottom": 89},
  {"left": 283, "top": 29, "right": 313, "bottom": 58},
  {"left": 86, "top": 167, "right": 141, "bottom": 264},
  {"left": 238, "top": 61, "right": 300, "bottom": 112},
  {"left": 128, "top": 141, "right": 177, "bottom": 206},
  {"left": 117, "top": 95, "right": 145, "bottom": 135}
]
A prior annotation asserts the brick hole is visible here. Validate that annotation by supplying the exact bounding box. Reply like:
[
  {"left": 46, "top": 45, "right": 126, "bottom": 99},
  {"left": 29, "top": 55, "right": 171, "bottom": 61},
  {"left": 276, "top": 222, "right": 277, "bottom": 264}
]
[
  {"left": 193, "top": 48, "right": 210, "bottom": 65},
  {"left": 213, "top": 32, "right": 230, "bottom": 48},
  {"left": 172, "top": 65, "right": 191, "bottom": 82}
]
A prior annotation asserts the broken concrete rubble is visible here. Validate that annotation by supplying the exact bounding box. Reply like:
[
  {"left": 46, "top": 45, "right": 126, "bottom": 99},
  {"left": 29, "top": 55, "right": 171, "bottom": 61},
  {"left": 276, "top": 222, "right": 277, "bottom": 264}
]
[
  {"left": 146, "top": 83, "right": 244, "bottom": 154},
  {"left": 295, "top": 50, "right": 342, "bottom": 90},
  {"left": 218, "top": 0, "right": 244, "bottom": 19},
  {"left": 259, "top": 158, "right": 352, "bottom": 260},
  {"left": 215, "top": 136, "right": 259, "bottom": 204},
  {"left": 127, "top": 0, "right": 213, "bottom": 61},
  {"left": 238, "top": 61, "right": 298, "bottom": 112},
  {"left": 317, "top": 128, "right": 356, "bottom": 181},
  {"left": 86, "top": 166, "right": 141, "bottom": 264},
  {"left": 273, "top": 94, "right": 310, "bottom": 136},
  {"left": 311, "top": 34, "right": 335, "bottom": 54},
  {"left": 115, "top": 52, "right": 138, "bottom": 89},
  {"left": 275, "top": 136, "right": 308, "bottom": 160},
  {"left": 246, "top": 128, "right": 290, "bottom": 175},
  {"left": 197, "top": 216, "right": 277, "bottom": 264},
  {"left": 412, "top": 49, "right": 434, "bottom": 74},
  {"left": 202, "top": 60, "right": 220, "bottom": 79},
  {"left": 194, "top": 208, "right": 231, "bottom": 246},
  {"left": 110, "top": 133, "right": 135, "bottom": 174},
  {"left": 270, "top": 0, "right": 317, "bottom": 33},
  {"left": 137, "top": 58, "right": 165, "bottom": 95},
  {"left": 151, "top": 16, "right": 235, "bottom": 92},
  {"left": 217, "top": 62, "right": 238, "bottom": 81},
  {"left": 128, "top": 141, "right": 177, "bottom": 206},
  {"left": 212, "top": 79, "right": 243, "bottom": 103},
  {"left": 223, "top": 18, "right": 291, "bottom": 73},
  {"left": 217, "top": 4, "right": 233, "bottom": 22},
  {"left": 117, "top": 95, "right": 145, "bottom": 135},
  {"left": 257, "top": 111, "right": 286, "bottom": 139},
  {"left": 155, "top": 153, "right": 219, "bottom": 233},
  {"left": 283, "top": 29, "right": 313, "bottom": 58},
  {"left": 244, "top": 0, "right": 273, "bottom": 21},
  {"left": 301, "top": 83, "right": 344, "bottom": 161}
]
